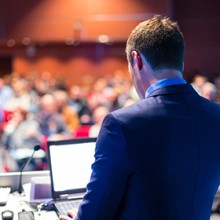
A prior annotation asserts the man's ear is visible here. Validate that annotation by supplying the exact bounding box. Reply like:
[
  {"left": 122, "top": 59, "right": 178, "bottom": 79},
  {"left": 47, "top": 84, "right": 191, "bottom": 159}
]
[{"left": 131, "top": 51, "right": 143, "bottom": 70}]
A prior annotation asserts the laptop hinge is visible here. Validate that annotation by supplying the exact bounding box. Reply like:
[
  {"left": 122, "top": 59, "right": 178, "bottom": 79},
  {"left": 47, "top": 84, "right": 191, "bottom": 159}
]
[
  {"left": 59, "top": 193, "right": 83, "bottom": 200},
  {"left": 59, "top": 194, "right": 69, "bottom": 200}
]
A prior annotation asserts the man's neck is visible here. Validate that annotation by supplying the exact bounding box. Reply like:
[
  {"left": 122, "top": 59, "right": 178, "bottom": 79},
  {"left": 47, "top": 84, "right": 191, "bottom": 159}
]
[{"left": 150, "top": 69, "right": 183, "bottom": 84}]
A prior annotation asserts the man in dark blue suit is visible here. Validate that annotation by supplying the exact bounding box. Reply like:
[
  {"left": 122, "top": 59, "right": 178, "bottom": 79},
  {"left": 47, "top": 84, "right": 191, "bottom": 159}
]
[{"left": 60, "top": 15, "right": 220, "bottom": 220}]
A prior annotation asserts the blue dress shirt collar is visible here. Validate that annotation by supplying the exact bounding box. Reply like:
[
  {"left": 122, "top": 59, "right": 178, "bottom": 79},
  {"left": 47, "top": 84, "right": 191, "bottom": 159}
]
[{"left": 145, "top": 78, "right": 187, "bottom": 98}]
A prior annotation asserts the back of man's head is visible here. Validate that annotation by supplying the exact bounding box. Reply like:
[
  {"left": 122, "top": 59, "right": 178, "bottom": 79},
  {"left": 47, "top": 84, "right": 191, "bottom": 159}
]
[{"left": 126, "top": 15, "right": 184, "bottom": 72}]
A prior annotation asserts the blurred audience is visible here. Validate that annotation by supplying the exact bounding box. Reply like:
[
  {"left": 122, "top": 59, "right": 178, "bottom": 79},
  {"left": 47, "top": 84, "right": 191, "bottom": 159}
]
[
  {"left": 1, "top": 107, "right": 43, "bottom": 171},
  {"left": 89, "top": 105, "right": 109, "bottom": 138},
  {"left": 53, "top": 89, "right": 80, "bottom": 134},
  {"left": 0, "top": 77, "right": 13, "bottom": 113},
  {"left": 191, "top": 74, "right": 208, "bottom": 95},
  {"left": 1, "top": 70, "right": 220, "bottom": 172},
  {"left": 0, "top": 77, "right": 13, "bottom": 125},
  {"left": 201, "top": 82, "right": 217, "bottom": 101},
  {"left": 191, "top": 73, "right": 219, "bottom": 102},
  {"left": 35, "top": 93, "right": 70, "bottom": 140},
  {"left": 1, "top": 107, "right": 42, "bottom": 149},
  {"left": 4, "top": 77, "right": 34, "bottom": 112},
  {"left": 69, "top": 85, "right": 92, "bottom": 125},
  {"left": 213, "top": 76, "right": 220, "bottom": 103}
]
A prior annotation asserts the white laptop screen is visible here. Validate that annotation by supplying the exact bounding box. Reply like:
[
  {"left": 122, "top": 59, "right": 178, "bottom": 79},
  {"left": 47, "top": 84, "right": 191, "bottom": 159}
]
[{"left": 49, "top": 139, "right": 96, "bottom": 192}]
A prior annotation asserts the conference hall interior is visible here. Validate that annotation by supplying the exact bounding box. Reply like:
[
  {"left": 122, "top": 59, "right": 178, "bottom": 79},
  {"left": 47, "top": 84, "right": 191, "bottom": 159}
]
[{"left": 0, "top": 0, "right": 220, "bottom": 218}]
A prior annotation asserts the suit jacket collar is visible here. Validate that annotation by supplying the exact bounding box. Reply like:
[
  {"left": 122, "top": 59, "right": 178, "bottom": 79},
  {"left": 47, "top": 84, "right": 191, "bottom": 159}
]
[{"left": 146, "top": 84, "right": 197, "bottom": 98}]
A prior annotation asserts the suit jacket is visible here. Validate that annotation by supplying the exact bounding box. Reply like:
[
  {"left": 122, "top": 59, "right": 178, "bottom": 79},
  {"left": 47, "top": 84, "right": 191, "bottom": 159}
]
[{"left": 75, "top": 84, "right": 220, "bottom": 220}]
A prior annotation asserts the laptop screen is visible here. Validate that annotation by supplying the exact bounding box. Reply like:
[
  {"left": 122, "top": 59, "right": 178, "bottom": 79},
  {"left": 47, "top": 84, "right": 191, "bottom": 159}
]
[{"left": 47, "top": 138, "right": 96, "bottom": 198}]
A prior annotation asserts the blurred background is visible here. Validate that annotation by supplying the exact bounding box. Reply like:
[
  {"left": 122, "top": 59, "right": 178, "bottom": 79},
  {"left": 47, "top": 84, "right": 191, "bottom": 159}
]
[
  {"left": 0, "top": 0, "right": 220, "bottom": 173},
  {"left": 0, "top": 0, "right": 219, "bottom": 82}
]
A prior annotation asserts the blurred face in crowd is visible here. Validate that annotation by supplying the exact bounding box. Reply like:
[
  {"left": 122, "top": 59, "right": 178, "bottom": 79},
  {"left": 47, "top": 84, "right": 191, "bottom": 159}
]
[
  {"left": 93, "top": 106, "right": 109, "bottom": 126},
  {"left": 40, "top": 94, "right": 57, "bottom": 114},
  {"left": 70, "top": 85, "right": 82, "bottom": 100},
  {"left": 11, "top": 108, "right": 27, "bottom": 124}
]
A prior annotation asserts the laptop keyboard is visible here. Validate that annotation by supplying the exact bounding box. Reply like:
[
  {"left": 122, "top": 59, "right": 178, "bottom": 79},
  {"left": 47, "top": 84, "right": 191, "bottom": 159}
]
[{"left": 55, "top": 199, "right": 82, "bottom": 215}]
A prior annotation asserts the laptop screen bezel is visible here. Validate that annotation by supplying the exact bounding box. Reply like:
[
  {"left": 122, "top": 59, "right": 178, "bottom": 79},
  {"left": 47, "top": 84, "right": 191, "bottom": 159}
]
[{"left": 47, "top": 137, "right": 96, "bottom": 200}]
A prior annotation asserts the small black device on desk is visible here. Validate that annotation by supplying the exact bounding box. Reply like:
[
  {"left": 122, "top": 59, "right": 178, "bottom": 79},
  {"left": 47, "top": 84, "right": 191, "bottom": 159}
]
[{"left": 1, "top": 210, "right": 14, "bottom": 220}]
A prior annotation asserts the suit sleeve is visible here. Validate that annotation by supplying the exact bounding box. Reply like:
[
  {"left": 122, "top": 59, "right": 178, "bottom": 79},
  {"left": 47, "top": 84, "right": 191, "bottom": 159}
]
[{"left": 75, "top": 113, "right": 130, "bottom": 220}]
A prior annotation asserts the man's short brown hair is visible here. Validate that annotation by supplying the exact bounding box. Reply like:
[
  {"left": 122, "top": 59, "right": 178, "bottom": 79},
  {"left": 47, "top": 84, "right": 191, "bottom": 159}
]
[{"left": 126, "top": 15, "right": 184, "bottom": 72}]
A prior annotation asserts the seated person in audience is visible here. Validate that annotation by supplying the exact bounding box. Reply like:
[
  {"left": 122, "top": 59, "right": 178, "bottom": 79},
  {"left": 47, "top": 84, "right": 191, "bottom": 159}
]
[
  {"left": 191, "top": 74, "right": 208, "bottom": 96},
  {"left": 89, "top": 105, "right": 109, "bottom": 138},
  {"left": 201, "top": 81, "right": 217, "bottom": 102},
  {"left": 35, "top": 93, "right": 71, "bottom": 140},
  {"left": 1, "top": 107, "right": 43, "bottom": 171},
  {"left": 69, "top": 85, "right": 93, "bottom": 125},
  {"left": 0, "top": 77, "right": 13, "bottom": 115},
  {"left": 4, "top": 77, "right": 35, "bottom": 112},
  {"left": 53, "top": 89, "right": 80, "bottom": 135}
]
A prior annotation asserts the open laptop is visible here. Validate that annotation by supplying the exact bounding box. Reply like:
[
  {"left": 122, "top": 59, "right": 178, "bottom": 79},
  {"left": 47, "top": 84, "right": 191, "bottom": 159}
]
[{"left": 47, "top": 137, "right": 96, "bottom": 216}]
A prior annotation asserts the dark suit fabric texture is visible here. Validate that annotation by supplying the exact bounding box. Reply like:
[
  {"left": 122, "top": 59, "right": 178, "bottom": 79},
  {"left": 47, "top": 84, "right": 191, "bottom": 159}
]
[{"left": 75, "top": 84, "right": 220, "bottom": 220}]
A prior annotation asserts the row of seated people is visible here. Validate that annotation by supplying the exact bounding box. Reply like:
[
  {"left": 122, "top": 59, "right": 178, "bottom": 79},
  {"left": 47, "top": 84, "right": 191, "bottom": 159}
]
[
  {"left": 1, "top": 72, "right": 220, "bottom": 172},
  {"left": 0, "top": 73, "right": 138, "bottom": 172},
  {"left": 0, "top": 104, "right": 110, "bottom": 173}
]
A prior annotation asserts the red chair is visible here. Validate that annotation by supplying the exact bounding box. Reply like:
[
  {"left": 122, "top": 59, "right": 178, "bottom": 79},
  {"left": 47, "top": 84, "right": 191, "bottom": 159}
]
[
  {"left": 0, "top": 109, "right": 12, "bottom": 131},
  {"left": 74, "top": 125, "right": 91, "bottom": 138}
]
